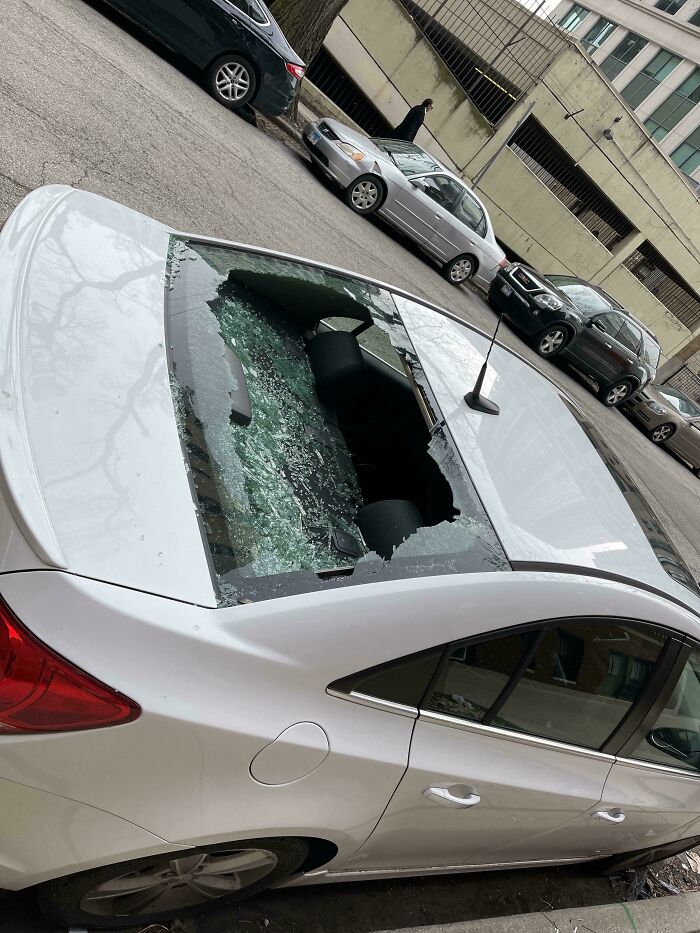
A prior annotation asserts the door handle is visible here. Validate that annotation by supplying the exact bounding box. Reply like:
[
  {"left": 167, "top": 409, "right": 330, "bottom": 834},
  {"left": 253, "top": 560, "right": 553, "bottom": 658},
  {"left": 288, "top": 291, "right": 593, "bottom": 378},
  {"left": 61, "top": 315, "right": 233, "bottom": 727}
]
[
  {"left": 423, "top": 787, "right": 481, "bottom": 808},
  {"left": 593, "top": 809, "right": 625, "bottom": 824},
  {"left": 604, "top": 343, "right": 613, "bottom": 349}
]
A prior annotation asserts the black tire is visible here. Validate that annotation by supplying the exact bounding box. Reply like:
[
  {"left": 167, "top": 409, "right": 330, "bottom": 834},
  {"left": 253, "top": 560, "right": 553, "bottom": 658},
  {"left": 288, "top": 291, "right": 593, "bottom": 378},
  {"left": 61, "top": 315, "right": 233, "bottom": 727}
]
[
  {"left": 442, "top": 254, "right": 477, "bottom": 285},
  {"left": 533, "top": 323, "right": 571, "bottom": 358},
  {"left": 37, "top": 837, "right": 309, "bottom": 930},
  {"left": 600, "top": 379, "right": 635, "bottom": 407},
  {"left": 649, "top": 422, "right": 676, "bottom": 445},
  {"left": 344, "top": 175, "right": 385, "bottom": 214},
  {"left": 207, "top": 53, "right": 257, "bottom": 109}
]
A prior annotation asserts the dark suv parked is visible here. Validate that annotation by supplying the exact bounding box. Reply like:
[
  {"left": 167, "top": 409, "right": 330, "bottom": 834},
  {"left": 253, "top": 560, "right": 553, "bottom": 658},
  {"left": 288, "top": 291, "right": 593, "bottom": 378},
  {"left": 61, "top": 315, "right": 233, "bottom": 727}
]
[
  {"left": 489, "top": 266, "right": 661, "bottom": 407},
  {"left": 101, "top": 0, "right": 305, "bottom": 116}
]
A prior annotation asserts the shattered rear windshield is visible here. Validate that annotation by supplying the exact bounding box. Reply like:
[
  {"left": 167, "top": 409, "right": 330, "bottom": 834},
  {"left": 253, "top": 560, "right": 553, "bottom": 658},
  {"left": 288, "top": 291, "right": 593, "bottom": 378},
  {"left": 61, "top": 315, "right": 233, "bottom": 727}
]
[{"left": 166, "top": 240, "right": 508, "bottom": 605}]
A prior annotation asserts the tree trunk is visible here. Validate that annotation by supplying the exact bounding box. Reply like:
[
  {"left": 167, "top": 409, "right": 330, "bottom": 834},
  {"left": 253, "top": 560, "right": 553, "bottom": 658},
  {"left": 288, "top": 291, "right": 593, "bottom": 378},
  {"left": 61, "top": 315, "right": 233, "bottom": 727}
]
[{"left": 268, "top": 0, "right": 349, "bottom": 66}]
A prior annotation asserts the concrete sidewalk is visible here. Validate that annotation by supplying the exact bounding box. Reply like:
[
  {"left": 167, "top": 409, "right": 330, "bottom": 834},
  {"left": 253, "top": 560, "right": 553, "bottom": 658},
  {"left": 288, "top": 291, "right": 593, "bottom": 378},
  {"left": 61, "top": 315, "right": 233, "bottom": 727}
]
[{"left": 375, "top": 893, "right": 700, "bottom": 933}]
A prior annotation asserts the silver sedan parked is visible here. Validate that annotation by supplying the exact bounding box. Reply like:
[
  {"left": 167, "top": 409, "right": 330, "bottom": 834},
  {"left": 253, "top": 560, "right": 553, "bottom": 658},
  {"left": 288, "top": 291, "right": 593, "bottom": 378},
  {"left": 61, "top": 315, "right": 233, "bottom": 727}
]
[
  {"left": 303, "top": 119, "right": 507, "bottom": 288},
  {"left": 625, "top": 383, "right": 700, "bottom": 477}
]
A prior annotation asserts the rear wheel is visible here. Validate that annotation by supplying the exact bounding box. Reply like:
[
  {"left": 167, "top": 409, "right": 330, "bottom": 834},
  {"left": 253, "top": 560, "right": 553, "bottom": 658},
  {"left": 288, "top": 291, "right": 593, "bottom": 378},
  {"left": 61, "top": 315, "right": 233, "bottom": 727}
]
[
  {"left": 601, "top": 379, "right": 634, "bottom": 408},
  {"left": 207, "top": 54, "right": 257, "bottom": 109},
  {"left": 649, "top": 422, "right": 675, "bottom": 445},
  {"left": 533, "top": 324, "right": 570, "bottom": 358},
  {"left": 37, "top": 838, "right": 309, "bottom": 930},
  {"left": 442, "top": 254, "right": 477, "bottom": 285},
  {"left": 344, "top": 175, "right": 385, "bottom": 214}
]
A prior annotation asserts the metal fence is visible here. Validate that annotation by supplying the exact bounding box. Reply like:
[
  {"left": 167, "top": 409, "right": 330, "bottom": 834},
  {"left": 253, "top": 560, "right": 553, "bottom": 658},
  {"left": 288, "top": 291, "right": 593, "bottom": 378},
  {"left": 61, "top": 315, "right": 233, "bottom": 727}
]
[
  {"left": 509, "top": 117, "right": 635, "bottom": 250},
  {"left": 662, "top": 365, "right": 700, "bottom": 402},
  {"left": 623, "top": 242, "right": 700, "bottom": 330},
  {"left": 398, "top": 0, "right": 571, "bottom": 124}
]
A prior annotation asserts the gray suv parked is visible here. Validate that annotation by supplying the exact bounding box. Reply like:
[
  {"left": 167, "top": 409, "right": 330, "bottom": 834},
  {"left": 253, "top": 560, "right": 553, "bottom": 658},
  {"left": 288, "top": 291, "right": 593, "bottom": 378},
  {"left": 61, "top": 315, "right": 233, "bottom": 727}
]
[{"left": 489, "top": 267, "right": 661, "bottom": 407}]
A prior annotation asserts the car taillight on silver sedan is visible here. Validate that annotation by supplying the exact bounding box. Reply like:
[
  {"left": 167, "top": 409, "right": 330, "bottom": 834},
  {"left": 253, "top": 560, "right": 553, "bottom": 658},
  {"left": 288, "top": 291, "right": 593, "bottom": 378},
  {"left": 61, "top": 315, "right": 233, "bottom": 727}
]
[{"left": 0, "top": 598, "right": 140, "bottom": 733}]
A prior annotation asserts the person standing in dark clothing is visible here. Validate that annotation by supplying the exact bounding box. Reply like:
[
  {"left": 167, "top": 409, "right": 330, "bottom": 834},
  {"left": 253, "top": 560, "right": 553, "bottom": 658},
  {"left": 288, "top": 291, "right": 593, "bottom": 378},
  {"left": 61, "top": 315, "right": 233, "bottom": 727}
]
[{"left": 389, "top": 99, "right": 433, "bottom": 142}]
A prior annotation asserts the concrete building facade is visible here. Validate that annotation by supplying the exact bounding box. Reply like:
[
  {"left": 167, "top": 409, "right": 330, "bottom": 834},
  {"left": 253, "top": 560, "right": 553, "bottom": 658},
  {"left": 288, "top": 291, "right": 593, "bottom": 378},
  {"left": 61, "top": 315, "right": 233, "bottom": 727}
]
[
  {"left": 302, "top": 0, "right": 700, "bottom": 370},
  {"left": 552, "top": 0, "right": 700, "bottom": 187}
]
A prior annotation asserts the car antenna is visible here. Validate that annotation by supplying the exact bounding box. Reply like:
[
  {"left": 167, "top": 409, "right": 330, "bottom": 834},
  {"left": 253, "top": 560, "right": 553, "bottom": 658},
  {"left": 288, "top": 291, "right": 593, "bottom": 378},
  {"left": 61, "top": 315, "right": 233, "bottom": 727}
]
[{"left": 464, "top": 313, "right": 504, "bottom": 416}]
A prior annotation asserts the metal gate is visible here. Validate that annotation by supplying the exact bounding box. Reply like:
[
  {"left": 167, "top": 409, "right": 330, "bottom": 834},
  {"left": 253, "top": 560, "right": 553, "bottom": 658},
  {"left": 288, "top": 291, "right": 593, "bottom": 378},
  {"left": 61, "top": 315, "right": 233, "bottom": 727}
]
[{"left": 662, "top": 366, "right": 700, "bottom": 403}]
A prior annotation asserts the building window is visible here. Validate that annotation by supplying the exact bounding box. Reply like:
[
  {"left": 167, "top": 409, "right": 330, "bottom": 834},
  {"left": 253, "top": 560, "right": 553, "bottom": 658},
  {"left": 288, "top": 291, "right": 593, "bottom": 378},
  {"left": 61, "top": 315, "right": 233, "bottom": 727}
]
[
  {"left": 601, "top": 33, "right": 648, "bottom": 80},
  {"left": 621, "top": 50, "right": 682, "bottom": 108},
  {"left": 582, "top": 18, "right": 617, "bottom": 53},
  {"left": 559, "top": 4, "right": 589, "bottom": 31},
  {"left": 509, "top": 117, "right": 634, "bottom": 250},
  {"left": 645, "top": 68, "right": 700, "bottom": 140},
  {"left": 690, "top": 10, "right": 700, "bottom": 26},
  {"left": 672, "top": 126, "right": 700, "bottom": 175},
  {"left": 624, "top": 242, "right": 700, "bottom": 329},
  {"left": 655, "top": 0, "right": 688, "bottom": 12},
  {"left": 304, "top": 49, "right": 392, "bottom": 138}
]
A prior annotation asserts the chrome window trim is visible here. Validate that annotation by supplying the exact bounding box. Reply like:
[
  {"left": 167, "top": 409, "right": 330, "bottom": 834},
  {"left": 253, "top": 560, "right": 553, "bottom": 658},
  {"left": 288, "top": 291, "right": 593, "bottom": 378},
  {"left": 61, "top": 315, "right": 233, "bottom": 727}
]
[
  {"left": 419, "top": 709, "right": 616, "bottom": 761},
  {"left": 326, "top": 688, "right": 418, "bottom": 719},
  {"left": 616, "top": 756, "right": 700, "bottom": 779},
  {"left": 222, "top": 0, "right": 271, "bottom": 28}
]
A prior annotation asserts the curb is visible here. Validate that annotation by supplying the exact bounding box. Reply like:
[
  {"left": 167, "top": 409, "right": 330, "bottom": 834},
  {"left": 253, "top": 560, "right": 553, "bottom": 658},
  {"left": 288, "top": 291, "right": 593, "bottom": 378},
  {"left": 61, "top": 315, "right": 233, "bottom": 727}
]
[{"left": 373, "top": 892, "right": 700, "bottom": 932}]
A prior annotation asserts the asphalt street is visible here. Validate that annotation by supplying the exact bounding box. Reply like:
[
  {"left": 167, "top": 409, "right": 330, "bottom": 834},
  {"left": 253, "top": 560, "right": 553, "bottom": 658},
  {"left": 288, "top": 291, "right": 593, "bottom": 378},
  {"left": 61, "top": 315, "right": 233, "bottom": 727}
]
[{"left": 0, "top": 0, "right": 699, "bottom": 930}]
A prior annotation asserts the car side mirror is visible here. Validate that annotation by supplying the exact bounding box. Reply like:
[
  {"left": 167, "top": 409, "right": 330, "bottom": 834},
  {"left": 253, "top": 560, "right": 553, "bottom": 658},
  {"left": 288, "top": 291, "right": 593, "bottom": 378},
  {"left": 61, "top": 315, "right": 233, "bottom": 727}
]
[
  {"left": 409, "top": 177, "right": 426, "bottom": 190},
  {"left": 647, "top": 727, "right": 700, "bottom": 767}
]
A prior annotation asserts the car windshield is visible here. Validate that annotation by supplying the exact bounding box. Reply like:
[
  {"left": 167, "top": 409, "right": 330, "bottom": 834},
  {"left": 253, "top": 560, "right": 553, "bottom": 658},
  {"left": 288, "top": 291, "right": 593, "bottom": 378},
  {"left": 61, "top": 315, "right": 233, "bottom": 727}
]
[
  {"left": 166, "top": 240, "right": 508, "bottom": 605},
  {"left": 544, "top": 276, "right": 613, "bottom": 315},
  {"left": 373, "top": 139, "right": 442, "bottom": 176},
  {"left": 659, "top": 387, "right": 700, "bottom": 418}
]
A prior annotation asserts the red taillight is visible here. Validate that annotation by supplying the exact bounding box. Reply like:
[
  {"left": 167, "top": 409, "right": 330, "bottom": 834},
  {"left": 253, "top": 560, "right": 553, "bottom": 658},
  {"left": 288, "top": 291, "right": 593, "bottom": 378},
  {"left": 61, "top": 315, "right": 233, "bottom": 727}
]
[
  {"left": 285, "top": 62, "right": 305, "bottom": 80},
  {"left": 0, "top": 599, "right": 140, "bottom": 734},
  {"left": 499, "top": 257, "right": 509, "bottom": 268}
]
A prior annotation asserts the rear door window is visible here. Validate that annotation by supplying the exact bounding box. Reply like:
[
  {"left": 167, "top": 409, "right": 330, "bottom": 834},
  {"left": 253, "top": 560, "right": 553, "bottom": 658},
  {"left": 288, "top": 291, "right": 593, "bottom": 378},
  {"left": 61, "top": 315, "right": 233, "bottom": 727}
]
[
  {"left": 626, "top": 646, "right": 700, "bottom": 773},
  {"left": 424, "top": 621, "right": 668, "bottom": 749},
  {"left": 451, "top": 191, "right": 488, "bottom": 238},
  {"left": 615, "top": 319, "right": 642, "bottom": 354}
]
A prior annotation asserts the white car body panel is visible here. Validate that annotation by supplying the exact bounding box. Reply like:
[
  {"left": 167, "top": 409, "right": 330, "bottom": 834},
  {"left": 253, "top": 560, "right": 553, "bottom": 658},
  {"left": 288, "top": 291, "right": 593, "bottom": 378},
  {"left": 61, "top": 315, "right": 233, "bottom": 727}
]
[
  {"left": 396, "top": 297, "right": 700, "bottom": 614},
  {"left": 0, "top": 185, "right": 215, "bottom": 606},
  {"left": 1, "top": 566, "right": 698, "bottom": 889},
  {"left": 0, "top": 187, "right": 699, "bottom": 904}
]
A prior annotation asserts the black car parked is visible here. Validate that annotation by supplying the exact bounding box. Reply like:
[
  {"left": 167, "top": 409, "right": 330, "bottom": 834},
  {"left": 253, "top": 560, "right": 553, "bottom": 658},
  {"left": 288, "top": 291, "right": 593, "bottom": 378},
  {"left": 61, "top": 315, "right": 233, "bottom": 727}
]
[
  {"left": 101, "top": 0, "right": 305, "bottom": 116},
  {"left": 489, "top": 266, "right": 661, "bottom": 407}
]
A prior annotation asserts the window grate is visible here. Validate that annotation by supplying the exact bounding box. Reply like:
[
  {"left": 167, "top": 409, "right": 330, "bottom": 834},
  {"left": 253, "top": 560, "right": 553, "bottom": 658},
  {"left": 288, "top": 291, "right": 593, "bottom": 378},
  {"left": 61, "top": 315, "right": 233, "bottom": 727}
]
[
  {"left": 508, "top": 117, "right": 634, "bottom": 249},
  {"left": 305, "top": 50, "right": 393, "bottom": 138},
  {"left": 398, "top": 0, "right": 571, "bottom": 125},
  {"left": 663, "top": 366, "right": 700, "bottom": 403},
  {"left": 624, "top": 242, "right": 700, "bottom": 329}
]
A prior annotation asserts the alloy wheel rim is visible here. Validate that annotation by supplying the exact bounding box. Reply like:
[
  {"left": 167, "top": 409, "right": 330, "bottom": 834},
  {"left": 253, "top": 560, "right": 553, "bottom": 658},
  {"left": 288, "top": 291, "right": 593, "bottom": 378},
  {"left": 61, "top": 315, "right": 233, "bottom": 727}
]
[
  {"left": 652, "top": 424, "right": 673, "bottom": 443},
  {"left": 539, "top": 330, "right": 565, "bottom": 355},
  {"left": 607, "top": 384, "right": 630, "bottom": 405},
  {"left": 351, "top": 181, "right": 379, "bottom": 210},
  {"left": 79, "top": 849, "right": 278, "bottom": 917},
  {"left": 450, "top": 259, "right": 473, "bottom": 282},
  {"left": 215, "top": 63, "right": 251, "bottom": 101}
]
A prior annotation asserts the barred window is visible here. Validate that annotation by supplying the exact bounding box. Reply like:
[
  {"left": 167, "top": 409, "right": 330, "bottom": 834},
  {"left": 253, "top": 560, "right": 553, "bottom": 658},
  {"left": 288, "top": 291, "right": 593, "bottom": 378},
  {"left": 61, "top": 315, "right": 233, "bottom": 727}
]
[{"left": 624, "top": 242, "right": 700, "bottom": 329}]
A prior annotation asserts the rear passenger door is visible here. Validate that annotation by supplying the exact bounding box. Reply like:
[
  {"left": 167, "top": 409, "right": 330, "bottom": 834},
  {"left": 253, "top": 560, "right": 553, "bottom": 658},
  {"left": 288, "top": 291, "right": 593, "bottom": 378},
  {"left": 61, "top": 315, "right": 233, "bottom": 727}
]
[
  {"left": 430, "top": 186, "right": 489, "bottom": 263},
  {"left": 569, "top": 311, "right": 630, "bottom": 381},
  {"left": 597, "top": 643, "right": 700, "bottom": 860},
  {"left": 350, "top": 619, "right": 672, "bottom": 871}
]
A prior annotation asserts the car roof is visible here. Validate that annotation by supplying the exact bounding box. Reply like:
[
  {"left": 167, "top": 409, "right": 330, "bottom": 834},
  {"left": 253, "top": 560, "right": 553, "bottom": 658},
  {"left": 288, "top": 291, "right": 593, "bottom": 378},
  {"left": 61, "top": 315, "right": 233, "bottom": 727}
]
[{"left": 395, "top": 297, "right": 700, "bottom": 613}]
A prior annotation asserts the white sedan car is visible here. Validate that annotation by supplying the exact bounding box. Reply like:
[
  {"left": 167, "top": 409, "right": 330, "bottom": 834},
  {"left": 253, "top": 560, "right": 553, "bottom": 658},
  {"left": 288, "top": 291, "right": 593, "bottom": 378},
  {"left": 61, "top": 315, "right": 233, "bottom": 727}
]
[
  {"left": 302, "top": 119, "right": 507, "bottom": 288},
  {"left": 1, "top": 186, "right": 700, "bottom": 930}
]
